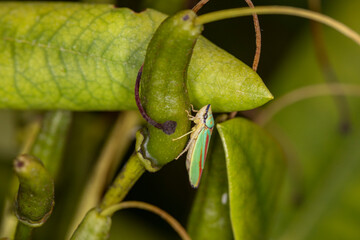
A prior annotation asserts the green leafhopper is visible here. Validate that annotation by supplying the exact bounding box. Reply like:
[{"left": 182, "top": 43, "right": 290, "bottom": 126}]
[{"left": 174, "top": 104, "right": 215, "bottom": 188}]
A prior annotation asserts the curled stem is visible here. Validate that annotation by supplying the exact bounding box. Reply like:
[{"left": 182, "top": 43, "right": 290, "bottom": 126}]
[
  {"left": 101, "top": 201, "right": 190, "bottom": 240},
  {"left": 255, "top": 83, "right": 360, "bottom": 126},
  {"left": 135, "top": 65, "right": 177, "bottom": 135},
  {"left": 196, "top": 6, "right": 360, "bottom": 46},
  {"left": 229, "top": 0, "right": 262, "bottom": 119},
  {"left": 244, "top": 0, "right": 261, "bottom": 71}
]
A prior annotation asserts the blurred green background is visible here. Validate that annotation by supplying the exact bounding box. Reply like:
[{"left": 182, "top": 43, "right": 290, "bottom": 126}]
[{"left": 1, "top": 0, "right": 359, "bottom": 239}]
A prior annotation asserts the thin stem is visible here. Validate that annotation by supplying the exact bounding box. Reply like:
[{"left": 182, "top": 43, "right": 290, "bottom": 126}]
[
  {"left": 101, "top": 201, "right": 191, "bottom": 240},
  {"left": 100, "top": 154, "right": 145, "bottom": 210},
  {"left": 30, "top": 110, "right": 72, "bottom": 177},
  {"left": 14, "top": 222, "right": 32, "bottom": 240},
  {"left": 254, "top": 83, "right": 360, "bottom": 126},
  {"left": 244, "top": 0, "right": 261, "bottom": 71},
  {"left": 229, "top": 0, "right": 262, "bottom": 119},
  {"left": 20, "top": 120, "right": 41, "bottom": 154},
  {"left": 135, "top": 65, "right": 177, "bottom": 135},
  {"left": 192, "top": 0, "right": 209, "bottom": 13},
  {"left": 135, "top": 65, "right": 156, "bottom": 128},
  {"left": 228, "top": 111, "right": 237, "bottom": 119},
  {"left": 195, "top": 6, "right": 360, "bottom": 46},
  {"left": 308, "top": 0, "right": 351, "bottom": 133}
]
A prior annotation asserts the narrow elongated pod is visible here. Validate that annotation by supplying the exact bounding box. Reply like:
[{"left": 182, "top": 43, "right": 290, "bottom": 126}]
[{"left": 136, "top": 10, "right": 202, "bottom": 170}]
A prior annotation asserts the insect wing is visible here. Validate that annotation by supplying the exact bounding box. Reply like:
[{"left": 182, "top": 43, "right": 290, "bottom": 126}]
[{"left": 188, "top": 126, "right": 212, "bottom": 188}]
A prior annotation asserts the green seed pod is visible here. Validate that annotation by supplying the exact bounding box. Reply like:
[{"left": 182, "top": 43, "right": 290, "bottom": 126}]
[
  {"left": 136, "top": 10, "right": 203, "bottom": 170},
  {"left": 70, "top": 208, "right": 111, "bottom": 240},
  {"left": 14, "top": 154, "right": 54, "bottom": 227}
]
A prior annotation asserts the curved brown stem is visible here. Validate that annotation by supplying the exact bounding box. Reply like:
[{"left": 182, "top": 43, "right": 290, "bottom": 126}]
[
  {"left": 135, "top": 65, "right": 177, "bottom": 135},
  {"left": 192, "top": 0, "right": 209, "bottom": 13},
  {"left": 229, "top": 0, "right": 261, "bottom": 119},
  {"left": 244, "top": 0, "right": 261, "bottom": 71},
  {"left": 101, "top": 201, "right": 191, "bottom": 240}
]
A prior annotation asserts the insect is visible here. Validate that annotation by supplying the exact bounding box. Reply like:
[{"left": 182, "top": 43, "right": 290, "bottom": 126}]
[{"left": 174, "top": 104, "right": 215, "bottom": 188}]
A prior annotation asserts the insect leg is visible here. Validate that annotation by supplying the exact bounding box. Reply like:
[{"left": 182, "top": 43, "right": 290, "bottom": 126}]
[
  {"left": 172, "top": 129, "right": 195, "bottom": 141},
  {"left": 175, "top": 139, "right": 194, "bottom": 160},
  {"left": 190, "top": 104, "right": 199, "bottom": 112},
  {"left": 185, "top": 110, "right": 196, "bottom": 120}
]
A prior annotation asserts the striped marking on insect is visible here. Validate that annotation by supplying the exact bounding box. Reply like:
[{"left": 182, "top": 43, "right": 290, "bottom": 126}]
[{"left": 173, "top": 104, "right": 214, "bottom": 188}]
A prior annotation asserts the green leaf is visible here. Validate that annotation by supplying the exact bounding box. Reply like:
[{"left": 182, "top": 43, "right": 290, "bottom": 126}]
[
  {"left": 217, "top": 118, "right": 285, "bottom": 240},
  {"left": 187, "top": 133, "right": 233, "bottom": 240},
  {"left": 0, "top": 2, "right": 272, "bottom": 111}
]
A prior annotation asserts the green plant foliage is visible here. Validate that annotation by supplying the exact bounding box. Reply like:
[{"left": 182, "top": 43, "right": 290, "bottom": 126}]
[
  {"left": 0, "top": 110, "right": 71, "bottom": 239},
  {"left": 265, "top": 1, "right": 360, "bottom": 239},
  {"left": 217, "top": 118, "right": 285, "bottom": 240},
  {"left": 2, "top": 0, "right": 358, "bottom": 239},
  {"left": 48, "top": 112, "right": 115, "bottom": 240},
  {"left": 187, "top": 132, "right": 233, "bottom": 240},
  {"left": 0, "top": 2, "right": 272, "bottom": 112}
]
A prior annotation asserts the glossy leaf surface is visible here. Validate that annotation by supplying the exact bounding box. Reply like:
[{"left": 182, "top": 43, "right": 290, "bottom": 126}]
[{"left": 217, "top": 118, "right": 285, "bottom": 240}]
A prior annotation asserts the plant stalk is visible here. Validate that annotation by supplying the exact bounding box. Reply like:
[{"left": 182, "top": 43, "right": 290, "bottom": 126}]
[
  {"left": 99, "top": 154, "right": 145, "bottom": 209},
  {"left": 255, "top": 83, "right": 360, "bottom": 126},
  {"left": 14, "top": 223, "right": 32, "bottom": 240},
  {"left": 195, "top": 6, "right": 360, "bottom": 46}
]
